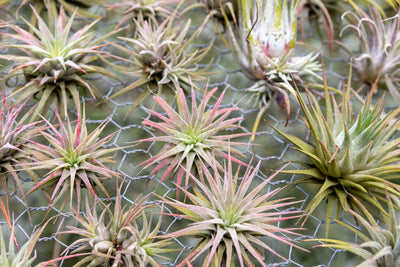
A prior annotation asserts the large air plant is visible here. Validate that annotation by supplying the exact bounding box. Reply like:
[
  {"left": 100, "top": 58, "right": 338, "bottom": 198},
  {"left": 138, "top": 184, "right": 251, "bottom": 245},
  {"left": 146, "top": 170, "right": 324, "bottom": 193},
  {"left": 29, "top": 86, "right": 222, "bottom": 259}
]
[
  {"left": 220, "top": 0, "right": 321, "bottom": 136},
  {"left": 138, "top": 87, "right": 249, "bottom": 193},
  {"left": 25, "top": 104, "right": 120, "bottom": 210},
  {"left": 59, "top": 187, "right": 173, "bottom": 267},
  {"left": 0, "top": 5, "right": 120, "bottom": 121},
  {"left": 271, "top": 69, "right": 400, "bottom": 235},
  {"left": 161, "top": 158, "right": 306, "bottom": 266},
  {"left": 107, "top": 13, "right": 213, "bottom": 116},
  {"left": 341, "top": 6, "right": 400, "bottom": 102}
]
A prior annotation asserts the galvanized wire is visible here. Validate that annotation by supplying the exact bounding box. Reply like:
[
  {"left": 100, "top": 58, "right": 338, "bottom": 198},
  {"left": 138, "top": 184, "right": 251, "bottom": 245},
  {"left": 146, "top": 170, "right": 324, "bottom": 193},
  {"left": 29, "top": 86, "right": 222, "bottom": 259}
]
[{"left": 0, "top": 2, "right": 380, "bottom": 267}]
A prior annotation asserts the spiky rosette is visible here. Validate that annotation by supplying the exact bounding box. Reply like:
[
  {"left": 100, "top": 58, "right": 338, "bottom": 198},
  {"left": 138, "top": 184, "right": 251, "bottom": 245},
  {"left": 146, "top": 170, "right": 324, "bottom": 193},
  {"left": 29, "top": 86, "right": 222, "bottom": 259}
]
[
  {"left": 106, "top": 12, "right": 213, "bottom": 116},
  {"left": 25, "top": 104, "right": 120, "bottom": 210},
  {"left": 107, "top": 0, "right": 178, "bottom": 33},
  {"left": 311, "top": 195, "right": 400, "bottom": 266},
  {"left": 0, "top": 96, "right": 39, "bottom": 186},
  {"left": 160, "top": 158, "right": 306, "bottom": 266},
  {"left": 341, "top": 6, "right": 400, "bottom": 101},
  {"left": 0, "top": 95, "right": 41, "bottom": 215},
  {"left": 59, "top": 187, "right": 173, "bottom": 267},
  {"left": 270, "top": 68, "right": 400, "bottom": 234},
  {"left": 0, "top": 221, "right": 49, "bottom": 267},
  {"left": 17, "top": 0, "right": 104, "bottom": 19},
  {"left": 220, "top": 0, "right": 321, "bottom": 136},
  {"left": 138, "top": 87, "right": 249, "bottom": 192},
  {"left": 298, "top": 0, "right": 398, "bottom": 48},
  {"left": 0, "top": 5, "right": 120, "bottom": 121}
]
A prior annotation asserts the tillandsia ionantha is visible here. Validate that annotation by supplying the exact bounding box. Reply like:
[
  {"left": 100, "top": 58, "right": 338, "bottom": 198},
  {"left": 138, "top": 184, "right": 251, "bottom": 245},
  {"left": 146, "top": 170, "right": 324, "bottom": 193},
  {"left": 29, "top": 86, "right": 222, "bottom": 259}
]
[
  {"left": 297, "top": 0, "right": 399, "bottom": 48},
  {"left": 220, "top": 0, "right": 321, "bottom": 137},
  {"left": 341, "top": 6, "right": 400, "bottom": 102},
  {"left": 25, "top": 104, "right": 121, "bottom": 211},
  {"left": 59, "top": 185, "right": 173, "bottom": 267},
  {"left": 17, "top": 0, "right": 104, "bottom": 19},
  {"left": 311, "top": 195, "right": 400, "bottom": 267},
  {"left": 160, "top": 157, "right": 307, "bottom": 266},
  {"left": 106, "top": 0, "right": 178, "bottom": 34},
  {"left": 106, "top": 11, "right": 213, "bottom": 117},
  {"left": 0, "top": 95, "right": 41, "bottom": 212},
  {"left": 0, "top": 221, "right": 49, "bottom": 267},
  {"left": 138, "top": 87, "right": 249, "bottom": 195},
  {"left": 0, "top": 4, "right": 120, "bottom": 121},
  {"left": 270, "top": 67, "right": 400, "bottom": 236},
  {"left": 201, "top": 0, "right": 237, "bottom": 21}
]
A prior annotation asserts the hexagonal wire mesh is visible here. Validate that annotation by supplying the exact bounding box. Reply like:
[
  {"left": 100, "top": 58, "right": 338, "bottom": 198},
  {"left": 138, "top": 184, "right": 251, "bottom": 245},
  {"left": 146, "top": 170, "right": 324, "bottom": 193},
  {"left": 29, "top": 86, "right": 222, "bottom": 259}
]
[{"left": 0, "top": 1, "right": 396, "bottom": 267}]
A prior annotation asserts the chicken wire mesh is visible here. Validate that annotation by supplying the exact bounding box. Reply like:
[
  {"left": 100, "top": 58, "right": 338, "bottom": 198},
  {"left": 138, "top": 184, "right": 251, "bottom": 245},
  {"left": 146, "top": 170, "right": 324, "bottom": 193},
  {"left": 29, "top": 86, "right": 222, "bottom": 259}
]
[{"left": 0, "top": 1, "right": 396, "bottom": 266}]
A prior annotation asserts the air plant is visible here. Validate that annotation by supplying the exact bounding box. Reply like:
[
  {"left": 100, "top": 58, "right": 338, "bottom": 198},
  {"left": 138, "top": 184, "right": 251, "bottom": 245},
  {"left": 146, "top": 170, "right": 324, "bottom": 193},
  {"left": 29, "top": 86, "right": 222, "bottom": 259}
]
[
  {"left": 138, "top": 87, "right": 249, "bottom": 193},
  {"left": 202, "top": 0, "right": 237, "bottom": 20},
  {"left": 0, "top": 221, "right": 49, "bottom": 267},
  {"left": 106, "top": 0, "right": 177, "bottom": 34},
  {"left": 270, "top": 67, "right": 400, "bottom": 235},
  {"left": 0, "top": 5, "right": 120, "bottom": 121},
  {"left": 17, "top": 0, "right": 104, "bottom": 19},
  {"left": 160, "top": 157, "right": 306, "bottom": 266},
  {"left": 311, "top": 195, "right": 400, "bottom": 266},
  {"left": 59, "top": 186, "right": 173, "bottom": 267},
  {"left": 0, "top": 95, "right": 41, "bottom": 213},
  {"left": 341, "top": 6, "right": 400, "bottom": 102},
  {"left": 25, "top": 104, "right": 120, "bottom": 211},
  {"left": 298, "top": 0, "right": 399, "bottom": 48},
  {"left": 106, "top": 12, "right": 213, "bottom": 116},
  {"left": 220, "top": 0, "right": 321, "bottom": 138}
]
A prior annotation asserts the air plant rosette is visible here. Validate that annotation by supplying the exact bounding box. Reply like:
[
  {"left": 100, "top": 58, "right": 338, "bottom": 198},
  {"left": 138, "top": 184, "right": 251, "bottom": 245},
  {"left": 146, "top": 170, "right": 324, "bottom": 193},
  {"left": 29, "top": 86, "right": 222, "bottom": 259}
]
[
  {"left": 341, "top": 6, "right": 400, "bottom": 102},
  {"left": 0, "top": 4, "right": 121, "bottom": 121},
  {"left": 0, "top": 95, "right": 41, "bottom": 216},
  {"left": 24, "top": 104, "right": 121, "bottom": 211},
  {"left": 106, "top": 0, "right": 178, "bottom": 34},
  {"left": 16, "top": 0, "right": 104, "bottom": 19},
  {"left": 138, "top": 86, "right": 249, "bottom": 194},
  {"left": 310, "top": 195, "right": 400, "bottom": 266},
  {"left": 160, "top": 157, "right": 307, "bottom": 266},
  {"left": 0, "top": 221, "right": 49, "bottom": 267},
  {"left": 297, "top": 0, "right": 398, "bottom": 47},
  {"left": 58, "top": 185, "right": 173, "bottom": 267},
  {"left": 220, "top": 0, "right": 321, "bottom": 137},
  {"left": 0, "top": 95, "right": 40, "bottom": 189},
  {"left": 270, "top": 67, "right": 400, "bottom": 235},
  {"left": 106, "top": 10, "right": 214, "bottom": 117}
]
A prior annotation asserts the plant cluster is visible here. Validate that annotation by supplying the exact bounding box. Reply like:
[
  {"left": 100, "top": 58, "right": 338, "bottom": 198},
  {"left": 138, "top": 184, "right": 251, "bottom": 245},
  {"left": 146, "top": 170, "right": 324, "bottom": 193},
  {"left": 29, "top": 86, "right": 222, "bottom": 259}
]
[{"left": 2, "top": 0, "right": 400, "bottom": 266}]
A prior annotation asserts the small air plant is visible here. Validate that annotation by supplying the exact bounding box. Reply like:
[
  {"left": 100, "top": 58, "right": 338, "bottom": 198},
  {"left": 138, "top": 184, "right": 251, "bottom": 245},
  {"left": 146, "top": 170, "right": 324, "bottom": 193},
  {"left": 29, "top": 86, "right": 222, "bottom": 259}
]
[
  {"left": 0, "top": 5, "right": 120, "bottom": 121},
  {"left": 160, "top": 157, "right": 306, "bottom": 266},
  {"left": 187, "top": 0, "right": 237, "bottom": 28},
  {"left": 311, "top": 195, "right": 400, "bottom": 266},
  {"left": 106, "top": 0, "right": 177, "bottom": 33},
  {"left": 270, "top": 67, "right": 400, "bottom": 235},
  {"left": 25, "top": 104, "right": 120, "bottom": 211},
  {"left": 107, "top": 12, "right": 213, "bottom": 116},
  {"left": 0, "top": 221, "right": 49, "bottom": 267},
  {"left": 297, "top": 0, "right": 399, "bottom": 48},
  {"left": 138, "top": 87, "right": 249, "bottom": 193},
  {"left": 0, "top": 95, "right": 41, "bottom": 211},
  {"left": 341, "top": 6, "right": 400, "bottom": 101},
  {"left": 60, "top": 186, "right": 173, "bottom": 267},
  {"left": 220, "top": 0, "right": 321, "bottom": 138},
  {"left": 17, "top": 0, "right": 104, "bottom": 19}
]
